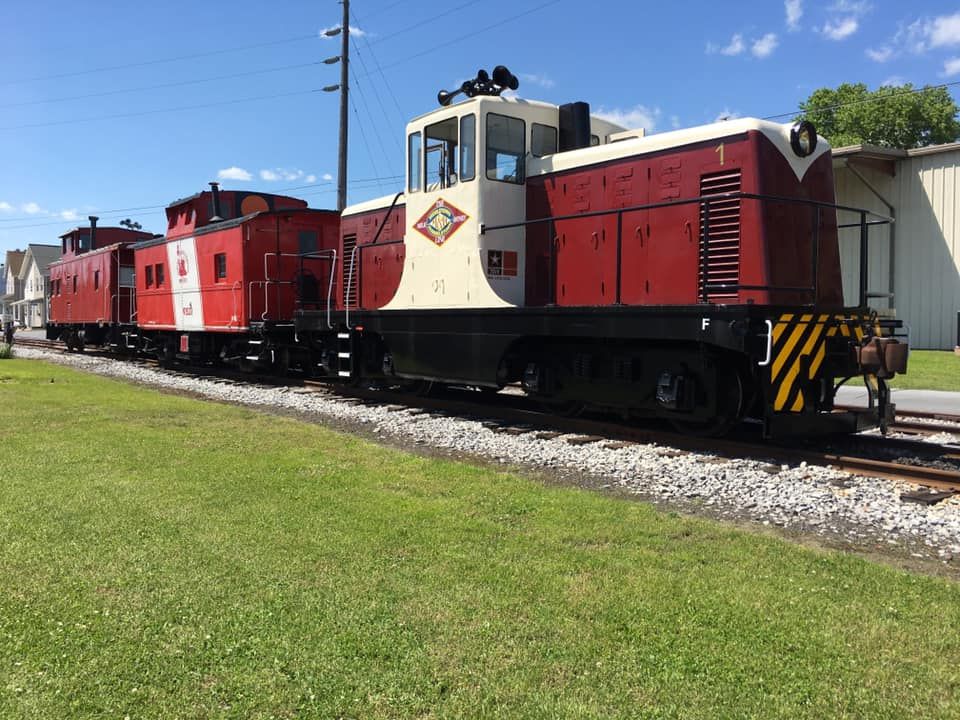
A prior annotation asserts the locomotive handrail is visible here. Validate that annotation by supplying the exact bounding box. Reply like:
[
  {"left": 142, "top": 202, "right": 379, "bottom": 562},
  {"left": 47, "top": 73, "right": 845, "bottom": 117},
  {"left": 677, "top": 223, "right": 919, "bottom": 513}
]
[
  {"left": 758, "top": 319, "right": 774, "bottom": 367},
  {"left": 480, "top": 191, "right": 893, "bottom": 233},
  {"left": 482, "top": 190, "right": 892, "bottom": 309}
]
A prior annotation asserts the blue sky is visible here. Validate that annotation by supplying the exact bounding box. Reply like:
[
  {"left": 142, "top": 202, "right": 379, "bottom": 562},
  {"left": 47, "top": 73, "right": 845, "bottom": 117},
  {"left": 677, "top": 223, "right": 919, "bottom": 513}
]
[{"left": 2, "top": 0, "right": 960, "bottom": 255}]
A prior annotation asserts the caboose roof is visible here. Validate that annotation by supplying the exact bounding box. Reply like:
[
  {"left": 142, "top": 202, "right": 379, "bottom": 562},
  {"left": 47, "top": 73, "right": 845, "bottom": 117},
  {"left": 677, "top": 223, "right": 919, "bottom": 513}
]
[{"left": 132, "top": 208, "right": 335, "bottom": 249}]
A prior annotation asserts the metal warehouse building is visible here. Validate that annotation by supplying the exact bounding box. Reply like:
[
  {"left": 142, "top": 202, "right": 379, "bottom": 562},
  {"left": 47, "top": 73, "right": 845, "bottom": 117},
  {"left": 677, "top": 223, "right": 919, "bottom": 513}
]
[{"left": 833, "top": 142, "right": 960, "bottom": 349}]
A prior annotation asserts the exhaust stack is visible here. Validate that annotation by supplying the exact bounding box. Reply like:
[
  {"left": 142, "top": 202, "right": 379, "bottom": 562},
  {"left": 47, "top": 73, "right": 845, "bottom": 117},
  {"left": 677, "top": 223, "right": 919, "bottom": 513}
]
[{"left": 209, "top": 182, "right": 223, "bottom": 222}]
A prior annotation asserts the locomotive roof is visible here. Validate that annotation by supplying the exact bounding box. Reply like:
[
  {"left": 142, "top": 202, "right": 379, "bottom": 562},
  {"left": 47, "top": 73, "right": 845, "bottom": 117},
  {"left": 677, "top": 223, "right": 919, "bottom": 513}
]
[
  {"left": 131, "top": 207, "right": 337, "bottom": 249},
  {"left": 528, "top": 116, "right": 830, "bottom": 182},
  {"left": 342, "top": 193, "right": 406, "bottom": 217}
]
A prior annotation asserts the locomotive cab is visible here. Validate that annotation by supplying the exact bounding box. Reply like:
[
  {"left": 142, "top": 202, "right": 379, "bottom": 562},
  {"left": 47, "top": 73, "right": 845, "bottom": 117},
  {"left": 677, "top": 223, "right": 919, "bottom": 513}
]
[{"left": 392, "top": 88, "right": 624, "bottom": 310}]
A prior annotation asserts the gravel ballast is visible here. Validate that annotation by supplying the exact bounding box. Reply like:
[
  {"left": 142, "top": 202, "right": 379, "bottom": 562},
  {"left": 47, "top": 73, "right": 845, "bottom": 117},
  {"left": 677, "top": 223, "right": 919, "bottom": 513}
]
[{"left": 14, "top": 347, "right": 960, "bottom": 565}]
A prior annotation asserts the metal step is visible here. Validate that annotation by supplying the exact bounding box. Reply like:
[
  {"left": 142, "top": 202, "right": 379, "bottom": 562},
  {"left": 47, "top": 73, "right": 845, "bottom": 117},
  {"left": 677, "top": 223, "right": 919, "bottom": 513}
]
[
  {"left": 338, "top": 370, "right": 352, "bottom": 377},
  {"left": 337, "top": 332, "right": 350, "bottom": 339},
  {"left": 245, "top": 355, "right": 261, "bottom": 361},
  {"left": 337, "top": 352, "right": 351, "bottom": 358}
]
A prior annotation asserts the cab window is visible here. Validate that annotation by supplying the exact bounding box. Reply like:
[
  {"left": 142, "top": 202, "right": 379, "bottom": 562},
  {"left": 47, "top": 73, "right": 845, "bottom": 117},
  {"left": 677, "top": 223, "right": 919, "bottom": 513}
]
[
  {"left": 460, "top": 114, "right": 476, "bottom": 182},
  {"left": 486, "top": 113, "right": 525, "bottom": 184},
  {"left": 425, "top": 117, "right": 458, "bottom": 191},
  {"left": 532, "top": 123, "right": 557, "bottom": 157},
  {"left": 407, "top": 132, "right": 422, "bottom": 194}
]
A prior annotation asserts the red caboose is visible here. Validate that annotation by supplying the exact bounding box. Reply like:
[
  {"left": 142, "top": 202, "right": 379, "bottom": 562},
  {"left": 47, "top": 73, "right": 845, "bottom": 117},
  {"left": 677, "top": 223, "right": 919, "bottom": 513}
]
[
  {"left": 47, "top": 218, "right": 155, "bottom": 350},
  {"left": 134, "top": 183, "right": 339, "bottom": 367}
]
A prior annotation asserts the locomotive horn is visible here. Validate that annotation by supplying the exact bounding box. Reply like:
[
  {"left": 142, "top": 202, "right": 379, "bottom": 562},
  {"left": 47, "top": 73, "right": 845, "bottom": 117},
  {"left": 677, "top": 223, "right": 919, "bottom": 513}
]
[
  {"left": 492, "top": 65, "right": 519, "bottom": 90},
  {"left": 437, "top": 80, "right": 471, "bottom": 107}
]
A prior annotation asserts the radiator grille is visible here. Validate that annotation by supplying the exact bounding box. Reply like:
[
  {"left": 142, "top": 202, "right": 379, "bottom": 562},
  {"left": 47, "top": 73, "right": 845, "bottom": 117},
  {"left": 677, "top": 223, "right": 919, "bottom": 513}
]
[
  {"left": 342, "top": 234, "right": 357, "bottom": 307},
  {"left": 699, "top": 169, "right": 741, "bottom": 302}
]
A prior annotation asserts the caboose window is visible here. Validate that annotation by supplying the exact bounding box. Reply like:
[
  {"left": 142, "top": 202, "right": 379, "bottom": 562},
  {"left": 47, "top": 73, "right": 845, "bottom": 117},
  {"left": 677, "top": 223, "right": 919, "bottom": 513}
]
[
  {"left": 72, "top": 276, "right": 77, "bottom": 293},
  {"left": 78, "top": 233, "right": 90, "bottom": 253},
  {"left": 156, "top": 263, "right": 165, "bottom": 286},
  {"left": 93, "top": 270, "right": 100, "bottom": 290},
  {"left": 407, "top": 132, "right": 422, "bottom": 194},
  {"left": 298, "top": 231, "right": 318, "bottom": 254},
  {"left": 486, "top": 113, "right": 525, "bottom": 184},
  {"left": 215, "top": 253, "right": 227, "bottom": 280},
  {"left": 532, "top": 124, "right": 558, "bottom": 157},
  {"left": 460, "top": 114, "right": 476, "bottom": 182},
  {"left": 145, "top": 265, "right": 153, "bottom": 288},
  {"left": 425, "top": 117, "right": 459, "bottom": 190}
]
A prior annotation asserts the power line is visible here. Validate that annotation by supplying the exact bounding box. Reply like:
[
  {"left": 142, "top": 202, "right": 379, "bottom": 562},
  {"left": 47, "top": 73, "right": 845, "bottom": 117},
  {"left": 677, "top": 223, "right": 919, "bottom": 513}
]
[
  {"left": 0, "top": 176, "right": 404, "bottom": 229},
  {"left": 367, "top": 0, "right": 562, "bottom": 74},
  {"left": 0, "top": 61, "right": 320, "bottom": 110},
  {"left": 364, "top": 0, "right": 485, "bottom": 47},
  {"left": 763, "top": 80, "right": 960, "bottom": 121},
  {"left": 0, "top": 33, "right": 318, "bottom": 87},
  {"left": 350, "top": 7, "right": 407, "bottom": 129},
  {"left": 0, "top": 89, "right": 322, "bottom": 131}
]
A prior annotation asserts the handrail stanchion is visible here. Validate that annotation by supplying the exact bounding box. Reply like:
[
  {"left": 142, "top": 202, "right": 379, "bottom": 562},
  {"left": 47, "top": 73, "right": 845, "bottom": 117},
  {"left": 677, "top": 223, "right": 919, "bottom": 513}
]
[
  {"left": 548, "top": 218, "right": 556, "bottom": 306},
  {"left": 859, "top": 210, "right": 869, "bottom": 307},
  {"left": 615, "top": 209, "right": 623, "bottom": 305},
  {"left": 811, "top": 205, "right": 821, "bottom": 305}
]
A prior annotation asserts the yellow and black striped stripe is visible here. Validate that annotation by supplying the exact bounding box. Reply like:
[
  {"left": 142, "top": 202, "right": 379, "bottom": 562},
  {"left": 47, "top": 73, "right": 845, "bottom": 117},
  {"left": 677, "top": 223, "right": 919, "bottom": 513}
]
[{"left": 768, "top": 312, "right": 868, "bottom": 412}]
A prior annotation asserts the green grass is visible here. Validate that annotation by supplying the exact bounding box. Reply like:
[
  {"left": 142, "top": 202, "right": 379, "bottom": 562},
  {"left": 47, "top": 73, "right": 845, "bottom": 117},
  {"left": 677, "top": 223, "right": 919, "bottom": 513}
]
[
  {"left": 0, "top": 342, "right": 12, "bottom": 359},
  {"left": 892, "top": 350, "right": 960, "bottom": 392},
  {"left": 2, "top": 359, "right": 960, "bottom": 719}
]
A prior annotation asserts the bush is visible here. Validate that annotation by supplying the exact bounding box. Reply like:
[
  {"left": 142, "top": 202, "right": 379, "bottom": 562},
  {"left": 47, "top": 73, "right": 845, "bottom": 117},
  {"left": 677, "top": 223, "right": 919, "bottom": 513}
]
[{"left": 0, "top": 343, "right": 12, "bottom": 359}]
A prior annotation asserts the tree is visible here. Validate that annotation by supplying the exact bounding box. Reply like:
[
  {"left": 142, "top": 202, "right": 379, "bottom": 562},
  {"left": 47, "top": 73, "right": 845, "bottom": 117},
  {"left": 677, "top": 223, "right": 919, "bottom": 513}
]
[{"left": 797, "top": 83, "right": 960, "bottom": 149}]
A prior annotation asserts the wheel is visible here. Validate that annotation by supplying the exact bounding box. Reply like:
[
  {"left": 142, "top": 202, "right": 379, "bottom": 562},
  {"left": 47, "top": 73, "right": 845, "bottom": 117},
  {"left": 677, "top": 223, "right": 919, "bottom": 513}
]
[{"left": 669, "top": 365, "right": 745, "bottom": 437}]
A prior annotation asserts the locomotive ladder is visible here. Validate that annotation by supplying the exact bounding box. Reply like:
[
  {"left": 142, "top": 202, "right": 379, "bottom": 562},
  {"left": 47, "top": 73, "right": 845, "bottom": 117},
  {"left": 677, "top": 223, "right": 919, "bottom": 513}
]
[{"left": 335, "top": 329, "right": 354, "bottom": 378}]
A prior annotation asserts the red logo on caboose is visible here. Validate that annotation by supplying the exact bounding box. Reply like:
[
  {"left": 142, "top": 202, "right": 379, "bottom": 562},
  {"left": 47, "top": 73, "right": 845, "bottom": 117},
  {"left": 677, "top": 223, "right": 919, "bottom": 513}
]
[
  {"left": 176, "top": 245, "right": 188, "bottom": 279},
  {"left": 413, "top": 199, "right": 468, "bottom": 246}
]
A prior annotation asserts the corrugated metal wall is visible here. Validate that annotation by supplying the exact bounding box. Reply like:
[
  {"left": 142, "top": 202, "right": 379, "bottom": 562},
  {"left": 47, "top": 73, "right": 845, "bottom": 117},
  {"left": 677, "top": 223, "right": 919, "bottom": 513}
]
[{"left": 835, "top": 149, "right": 960, "bottom": 349}]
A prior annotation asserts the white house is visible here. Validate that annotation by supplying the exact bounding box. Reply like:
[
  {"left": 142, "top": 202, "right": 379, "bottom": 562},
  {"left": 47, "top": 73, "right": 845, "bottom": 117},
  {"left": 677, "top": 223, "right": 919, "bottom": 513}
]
[
  {"left": 2, "top": 250, "right": 25, "bottom": 327},
  {"left": 15, "top": 244, "right": 60, "bottom": 328}
]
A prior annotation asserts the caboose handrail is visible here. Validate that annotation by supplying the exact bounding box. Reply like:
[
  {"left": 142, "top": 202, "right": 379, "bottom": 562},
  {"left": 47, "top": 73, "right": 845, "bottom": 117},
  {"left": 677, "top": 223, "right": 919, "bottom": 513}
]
[{"left": 295, "top": 249, "right": 337, "bottom": 328}]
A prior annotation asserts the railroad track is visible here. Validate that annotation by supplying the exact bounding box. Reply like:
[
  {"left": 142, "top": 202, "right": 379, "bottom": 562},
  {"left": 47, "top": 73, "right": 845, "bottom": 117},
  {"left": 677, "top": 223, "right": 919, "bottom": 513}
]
[{"left": 17, "top": 338, "right": 960, "bottom": 499}]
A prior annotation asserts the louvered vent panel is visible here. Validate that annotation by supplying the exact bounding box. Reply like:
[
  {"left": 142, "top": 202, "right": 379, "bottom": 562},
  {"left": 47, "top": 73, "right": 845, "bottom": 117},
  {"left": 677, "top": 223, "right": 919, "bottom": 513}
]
[
  {"left": 699, "top": 169, "right": 742, "bottom": 302},
  {"left": 342, "top": 234, "right": 357, "bottom": 307}
]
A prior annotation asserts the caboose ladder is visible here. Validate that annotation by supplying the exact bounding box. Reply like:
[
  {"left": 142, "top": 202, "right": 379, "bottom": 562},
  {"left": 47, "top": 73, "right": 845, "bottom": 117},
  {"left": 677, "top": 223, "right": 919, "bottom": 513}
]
[{"left": 336, "top": 330, "right": 353, "bottom": 378}]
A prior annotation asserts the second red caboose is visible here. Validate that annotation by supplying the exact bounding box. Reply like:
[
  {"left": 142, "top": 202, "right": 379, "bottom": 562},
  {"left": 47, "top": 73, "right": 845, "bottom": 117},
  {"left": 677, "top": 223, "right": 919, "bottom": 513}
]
[
  {"left": 47, "top": 218, "right": 155, "bottom": 350},
  {"left": 133, "top": 183, "right": 339, "bottom": 368}
]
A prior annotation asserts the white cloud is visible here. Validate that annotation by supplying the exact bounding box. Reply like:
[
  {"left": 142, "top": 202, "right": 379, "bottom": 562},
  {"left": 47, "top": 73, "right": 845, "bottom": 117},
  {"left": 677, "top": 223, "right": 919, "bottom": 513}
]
[
  {"left": 260, "top": 168, "right": 309, "bottom": 182},
  {"left": 785, "top": 0, "right": 802, "bottom": 31},
  {"left": 519, "top": 73, "right": 555, "bottom": 89},
  {"left": 320, "top": 24, "right": 366, "bottom": 38},
  {"left": 751, "top": 33, "right": 778, "bottom": 57},
  {"left": 21, "top": 202, "right": 43, "bottom": 215},
  {"left": 943, "top": 57, "right": 960, "bottom": 77},
  {"left": 594, "top": 104, "right": 660, "bottom": 132},
  {"left": 880, "top": 75, "right": 906, "bottom": 87},
  {"left": 892, "top": 13, "right": 960, "bottom": 54},
  {"left": 930, "top": 12, "right": 960, "bottom": 47},
  {"left": 59, "top": 209, "right": 78, "bottom": 221},
  {"left": 305, "top": 174, "right": 317, "bottom": 183},
  {"left": 719, "top": 33, "right": 745, "bottom": 56},
  {"left": 0, "top": 201, "right": 13, "bottom": 213},
  {"left": 322, "top": 173, "right": 334, "bottom": 181},
  {"left": 829, "top": 0, "right": 871, "bottom": 13},
  {"left": 669, "top": 115, "right": 681, "bottom": 130},
  {"left": 866, "top": 46, "right": 893, "bottom": 62},
  {"left": 821, "top": 17, "right": 858, "bottom": 40},
  {"left": 218, "top": 166, "right": 252, "bottom": 181},
  {"left": 714, "top": 108, "right": 742, "bottom": 122}
]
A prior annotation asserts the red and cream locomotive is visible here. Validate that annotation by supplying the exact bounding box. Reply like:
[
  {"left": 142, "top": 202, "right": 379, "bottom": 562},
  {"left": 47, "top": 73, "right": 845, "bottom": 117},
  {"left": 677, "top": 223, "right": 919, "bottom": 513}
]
[{"left": 292, "top": 67, "right": 908, "bottom": 436}]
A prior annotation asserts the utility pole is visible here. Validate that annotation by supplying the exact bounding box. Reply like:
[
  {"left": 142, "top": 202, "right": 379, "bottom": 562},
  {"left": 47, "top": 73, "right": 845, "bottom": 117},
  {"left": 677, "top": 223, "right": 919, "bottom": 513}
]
[{"left": 337, "top": 0, "right": 349, "bottom": 211}]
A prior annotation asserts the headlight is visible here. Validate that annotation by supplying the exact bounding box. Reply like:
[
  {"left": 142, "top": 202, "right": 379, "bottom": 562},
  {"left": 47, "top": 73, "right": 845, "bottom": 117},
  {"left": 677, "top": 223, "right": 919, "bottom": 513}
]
[{"left": 790, "top": 121, "right": 817, "bottom": 157}]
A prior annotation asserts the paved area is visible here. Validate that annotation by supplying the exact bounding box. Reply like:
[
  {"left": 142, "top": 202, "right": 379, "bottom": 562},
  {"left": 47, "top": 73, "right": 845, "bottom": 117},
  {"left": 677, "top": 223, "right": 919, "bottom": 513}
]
[{"left": 837, "top": 385, "right": 960, "bottom": 416}]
